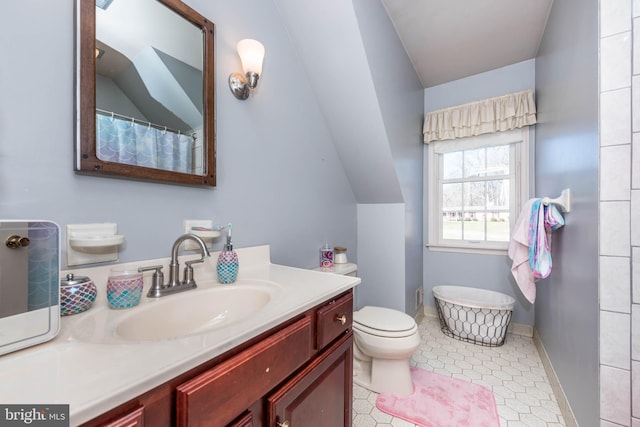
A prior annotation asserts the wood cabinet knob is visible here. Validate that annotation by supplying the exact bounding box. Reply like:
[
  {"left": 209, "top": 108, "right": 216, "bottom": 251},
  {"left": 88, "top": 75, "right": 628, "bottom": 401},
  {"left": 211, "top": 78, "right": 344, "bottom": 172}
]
[{"left": 335, "top": 314, "right": 347, "bottom": 325}]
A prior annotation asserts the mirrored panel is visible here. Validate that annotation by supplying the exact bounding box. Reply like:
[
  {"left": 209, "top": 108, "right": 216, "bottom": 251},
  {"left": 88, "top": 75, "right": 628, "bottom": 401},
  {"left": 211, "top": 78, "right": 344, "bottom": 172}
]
[
  {"left": 75, "top": 0, "right": 216, "bottom": 186},
  {"left": 0, "top": 221, "right": 60, "bottom": 356}
]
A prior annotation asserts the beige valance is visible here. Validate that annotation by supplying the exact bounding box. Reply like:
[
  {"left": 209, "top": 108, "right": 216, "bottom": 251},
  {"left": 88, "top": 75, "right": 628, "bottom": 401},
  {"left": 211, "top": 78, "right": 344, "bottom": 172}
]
[{"left": 423, "top": 89, "right": 537, "bottom": 143}]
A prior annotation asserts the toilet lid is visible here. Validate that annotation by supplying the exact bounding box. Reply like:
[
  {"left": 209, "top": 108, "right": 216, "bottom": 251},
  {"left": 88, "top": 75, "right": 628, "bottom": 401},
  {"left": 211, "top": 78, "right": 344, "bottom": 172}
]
[{"left": 353, "top": 306, "right": 417, "bottom": 337}]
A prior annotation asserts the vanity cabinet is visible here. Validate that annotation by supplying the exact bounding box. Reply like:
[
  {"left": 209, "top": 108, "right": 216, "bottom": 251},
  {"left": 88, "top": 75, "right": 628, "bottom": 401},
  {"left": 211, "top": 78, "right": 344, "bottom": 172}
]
[{"left": 80, "top": 290, "right": 353, "bottom": 427}]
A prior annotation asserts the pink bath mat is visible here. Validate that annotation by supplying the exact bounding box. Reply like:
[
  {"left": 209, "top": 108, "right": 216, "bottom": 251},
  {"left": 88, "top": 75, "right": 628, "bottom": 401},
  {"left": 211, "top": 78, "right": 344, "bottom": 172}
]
[{"left": 375, "top": 367, "right": 500, "bottom": 427}]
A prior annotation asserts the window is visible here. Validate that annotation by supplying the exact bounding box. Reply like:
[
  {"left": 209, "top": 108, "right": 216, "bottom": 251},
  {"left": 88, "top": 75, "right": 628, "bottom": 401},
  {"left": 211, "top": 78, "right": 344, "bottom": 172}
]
[{"left": 427, "top": 128, "right": 529, "bottom": 253}]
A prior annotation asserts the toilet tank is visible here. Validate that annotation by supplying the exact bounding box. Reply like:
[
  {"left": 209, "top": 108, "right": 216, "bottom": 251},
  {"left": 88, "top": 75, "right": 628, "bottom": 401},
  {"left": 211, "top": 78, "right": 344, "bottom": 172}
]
[
  {"left": 313, "top": 263, "right": 357, "bottom": 276},
  {"left": 313, "top": 262, "right": 360, "bottom": 310}
]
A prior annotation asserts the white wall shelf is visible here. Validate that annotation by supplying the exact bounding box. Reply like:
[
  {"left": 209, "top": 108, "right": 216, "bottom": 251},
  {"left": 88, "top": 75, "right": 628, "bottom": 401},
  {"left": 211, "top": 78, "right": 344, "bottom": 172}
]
[
  {"left": 66, "top": 223, "right": 125, "bottom": 266},
  {"left": 183, "top": 219, "right": 221, "bottom": 250}
]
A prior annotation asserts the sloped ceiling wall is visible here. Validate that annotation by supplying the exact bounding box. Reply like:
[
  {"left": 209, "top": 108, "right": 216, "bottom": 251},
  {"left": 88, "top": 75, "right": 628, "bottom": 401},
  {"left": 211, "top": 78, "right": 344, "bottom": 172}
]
[
  {"left": 274, "top": 0, "right": 403, "bottom": 204},
  {"left": 275, "top": 0, "right": 424, "bottom": 315},
  {"left": 110, "top": 47, "right": 201, "bottom": 131}
]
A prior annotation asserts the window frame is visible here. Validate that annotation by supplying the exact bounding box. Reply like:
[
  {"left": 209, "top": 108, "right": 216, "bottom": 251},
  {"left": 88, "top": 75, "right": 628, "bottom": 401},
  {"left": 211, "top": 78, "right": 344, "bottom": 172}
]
[{"left": 426, "top": 127, "right": 530, "bottom": 255}]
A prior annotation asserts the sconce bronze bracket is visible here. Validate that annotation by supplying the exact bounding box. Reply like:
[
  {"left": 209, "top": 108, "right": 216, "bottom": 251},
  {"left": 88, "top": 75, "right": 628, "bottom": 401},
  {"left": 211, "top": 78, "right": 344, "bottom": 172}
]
[{"left": 229, "top": 71, "right": 260, "bottom": 100}]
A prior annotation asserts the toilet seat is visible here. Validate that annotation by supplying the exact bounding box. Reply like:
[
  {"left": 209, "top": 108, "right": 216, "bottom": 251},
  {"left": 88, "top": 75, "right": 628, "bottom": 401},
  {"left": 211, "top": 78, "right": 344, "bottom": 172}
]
[{"left": 353, "top": 306, "right": 418, "bottom": 338}]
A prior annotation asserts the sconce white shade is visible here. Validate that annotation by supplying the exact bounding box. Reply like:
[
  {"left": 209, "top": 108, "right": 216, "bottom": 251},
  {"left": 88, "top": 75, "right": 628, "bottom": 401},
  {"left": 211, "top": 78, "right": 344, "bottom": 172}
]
[
  {"left": 229, "top": 38, "right": 265, "bottom": 100},
  {"left": 237, "top": 39, "right": 265, "bottom": 75}
]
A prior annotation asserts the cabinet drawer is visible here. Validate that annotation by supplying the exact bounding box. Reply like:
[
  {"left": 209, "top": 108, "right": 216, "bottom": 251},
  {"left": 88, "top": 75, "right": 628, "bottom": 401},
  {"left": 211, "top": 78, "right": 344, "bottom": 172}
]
[
  {"left": 228, "top": 411, "right": 252, "bottom": 427},
  {"left": 316, "top": 292, "right": 353, "bottom": 349},
  {"left": 176, "top": 316, "right": 312, "bottom": 427},
  {"left": 102, "top": 406, "right": 144, "bottom": 427}
]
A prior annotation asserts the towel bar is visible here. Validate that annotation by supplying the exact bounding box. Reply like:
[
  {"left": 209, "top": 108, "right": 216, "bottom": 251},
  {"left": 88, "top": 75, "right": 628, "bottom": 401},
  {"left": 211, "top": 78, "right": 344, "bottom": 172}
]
[{"left": 541, "top": 188, "right": 571, "bottom": 213}]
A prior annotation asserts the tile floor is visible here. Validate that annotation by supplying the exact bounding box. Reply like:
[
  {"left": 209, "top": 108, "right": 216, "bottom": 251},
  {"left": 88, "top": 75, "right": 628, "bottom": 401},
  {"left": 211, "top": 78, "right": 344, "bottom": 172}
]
[{"left": 352, "top": 315, "right": 565, "bottom": 427}]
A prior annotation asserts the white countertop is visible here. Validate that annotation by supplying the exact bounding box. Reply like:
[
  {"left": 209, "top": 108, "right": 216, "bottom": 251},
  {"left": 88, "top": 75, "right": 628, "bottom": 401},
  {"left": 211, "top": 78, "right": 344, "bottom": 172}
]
[{"left": 0, "top": 246, "right": 360, "bottom": 426}]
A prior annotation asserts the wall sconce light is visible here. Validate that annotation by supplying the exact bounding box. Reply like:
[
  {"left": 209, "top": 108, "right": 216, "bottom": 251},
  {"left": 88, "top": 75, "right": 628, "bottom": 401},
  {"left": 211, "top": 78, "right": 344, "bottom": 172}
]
[{"left": 229, "top": 39, "right": 265, "bottom": 100}]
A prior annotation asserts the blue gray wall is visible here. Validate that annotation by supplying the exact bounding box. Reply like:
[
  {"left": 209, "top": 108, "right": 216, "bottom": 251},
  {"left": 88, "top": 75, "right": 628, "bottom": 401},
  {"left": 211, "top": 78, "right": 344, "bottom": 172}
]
[
  {"left": 353, "top": 0, "right": 424, "bottom": 315},
  {"left": 273, "top": 0, "right": 403, "bottom": 204},
  {"left": 274, "top": 0, "right": 423, "bottom": 316},
  {"left": 423, "top": 59, "right": 537, "bottom": 326},
  {"left": 357, "top": 204, "right": 406, "bottom": 312},
  {"left": 1, "top": 0, "right": 357, "bottom": 270},
  {"left": 534, "top": 0, "right": 600, "bottom": 423}
]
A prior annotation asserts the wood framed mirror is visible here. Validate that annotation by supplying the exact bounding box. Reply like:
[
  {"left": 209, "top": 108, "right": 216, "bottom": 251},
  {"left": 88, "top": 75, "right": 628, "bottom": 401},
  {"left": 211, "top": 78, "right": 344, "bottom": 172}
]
[{"left": 75, "top": 0, "right": 215, "bottom": 187}]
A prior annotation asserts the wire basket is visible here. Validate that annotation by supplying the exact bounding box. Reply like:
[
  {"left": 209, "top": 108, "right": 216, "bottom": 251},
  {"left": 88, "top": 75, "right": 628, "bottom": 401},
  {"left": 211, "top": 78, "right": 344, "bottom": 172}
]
[{"left": 434, "top": 296, "right": 513, "bottom": 347}]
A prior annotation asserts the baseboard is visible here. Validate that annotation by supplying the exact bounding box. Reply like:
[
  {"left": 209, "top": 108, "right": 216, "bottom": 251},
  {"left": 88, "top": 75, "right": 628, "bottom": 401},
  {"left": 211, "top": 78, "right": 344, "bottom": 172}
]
[
  {"left": 533, "top": 328, "right": 578, "bottom": 427},
  {"left": 423, "top": 305, "right": 438, "bottom": 319},
  {"left": 422, "top": 306, "right": 533, "bottom": 337},
  {"left": 508, "top": 322, "right": 533, "bottom": 337}
]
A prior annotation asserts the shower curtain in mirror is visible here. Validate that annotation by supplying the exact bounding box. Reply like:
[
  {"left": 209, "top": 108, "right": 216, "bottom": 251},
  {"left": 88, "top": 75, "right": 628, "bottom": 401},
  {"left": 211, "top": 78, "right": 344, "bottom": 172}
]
[{"left": 96, "top": 114, "right": 194, "bottom": 174}]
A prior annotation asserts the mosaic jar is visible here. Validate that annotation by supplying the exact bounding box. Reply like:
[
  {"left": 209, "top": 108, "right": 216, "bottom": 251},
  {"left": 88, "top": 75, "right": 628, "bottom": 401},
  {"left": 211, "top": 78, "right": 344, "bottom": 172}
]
[{"left": 60, "top": 273, "right": 97, "bottom": 316}]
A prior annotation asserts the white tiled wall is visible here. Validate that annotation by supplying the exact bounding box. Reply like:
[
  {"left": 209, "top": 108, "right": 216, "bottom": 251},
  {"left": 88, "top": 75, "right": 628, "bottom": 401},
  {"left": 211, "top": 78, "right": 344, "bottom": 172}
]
[
  {"left": 601, "top": 145, "right": 632, "bottom": 199},
  {"left": 600, "top": 201, "right": 631, "bottom": 256},
  {"left": 602, "top": 88, "right": 631, "bottom": 146},
  {"left": 600, "top": 256, "right": 631, "bottom": 312},
  {"left": 599, "top": 1, "right": 639, "bottom": 424}
]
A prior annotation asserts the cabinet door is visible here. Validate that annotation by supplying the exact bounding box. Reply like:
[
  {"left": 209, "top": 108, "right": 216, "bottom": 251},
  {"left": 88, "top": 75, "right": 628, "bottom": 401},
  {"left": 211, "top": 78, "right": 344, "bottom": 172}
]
[
  {"left": 267, "top": 331, "right": 353, "bottom": 427},
  {"left": 176, "top": 316, "right": 312, "bottom": 427}
]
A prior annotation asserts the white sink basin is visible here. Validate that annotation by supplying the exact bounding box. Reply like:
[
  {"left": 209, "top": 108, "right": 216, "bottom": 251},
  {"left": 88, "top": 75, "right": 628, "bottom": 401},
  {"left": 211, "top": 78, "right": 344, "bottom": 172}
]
[{"left": 113, "top": 282, "right": 274, "bottom": 341}]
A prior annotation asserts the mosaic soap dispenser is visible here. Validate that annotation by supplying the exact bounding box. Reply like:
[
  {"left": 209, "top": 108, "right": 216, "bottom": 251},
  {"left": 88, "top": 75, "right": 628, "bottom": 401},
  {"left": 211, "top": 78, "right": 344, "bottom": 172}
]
[{"left": 217, "top": 223, "right": 238, "bottom": 284}]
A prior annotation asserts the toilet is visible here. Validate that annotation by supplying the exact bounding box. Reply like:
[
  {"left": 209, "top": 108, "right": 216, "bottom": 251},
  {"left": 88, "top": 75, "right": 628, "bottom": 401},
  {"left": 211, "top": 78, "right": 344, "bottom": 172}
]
[
  {"left": 352, "top": 306, "right": 421, "bottom": 395},
  {"left": 314, "top": 262, "right": 421, "bottom": 395}
]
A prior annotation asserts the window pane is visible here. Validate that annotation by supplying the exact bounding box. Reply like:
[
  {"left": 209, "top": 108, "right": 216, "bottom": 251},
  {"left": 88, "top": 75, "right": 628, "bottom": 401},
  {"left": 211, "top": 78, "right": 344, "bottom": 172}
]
[
  {"left": 486, "top": 145, "right": 510, "bottom": 176},
  {"left": 442, "top": 183, "right": 462, "bottom": 240},
  {"left": 443, "top": 215, "right": 462, "bottom": 240},
  {"left": 463, "top": 181, "right": 486, "bottom": 209},
  {"left": 442, "top": 151, "right": 463, "bottom": 179},
  {"left": 487, "top": 216, "right": 510, "bottom": 242},
  {"left": 463, "top": 148, "right": 486, "bottom": 178},
  {"left": 443, "top": 183, "right": 462, "bottom": 210},
  {"left": 487, "top": 179, "right": 509, "bottom": 210},
  {"left": 463, "top": 215, "right": 486, "bottom": 241},
  {"left": 462, "top": 181, "right": 486, "bottom": 241},
  {"left": 487, "top": 179, "right": 510, "bottom": 241}
]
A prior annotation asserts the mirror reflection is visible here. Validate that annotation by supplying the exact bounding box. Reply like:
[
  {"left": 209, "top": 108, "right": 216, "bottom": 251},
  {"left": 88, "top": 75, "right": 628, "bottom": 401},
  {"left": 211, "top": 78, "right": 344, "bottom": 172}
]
[
  {"left": 76, "top": 0, "right": 216, "bottom": 186},
  {"left": 0, "top": 221, "right": 60, "bottom": 356},
  {"left": 96, "top": 0, "right": 204, "bottom": 175}
]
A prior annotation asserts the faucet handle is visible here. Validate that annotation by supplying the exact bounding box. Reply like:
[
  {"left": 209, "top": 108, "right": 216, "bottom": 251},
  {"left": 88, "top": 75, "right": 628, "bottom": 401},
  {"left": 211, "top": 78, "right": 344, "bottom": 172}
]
[
  {"left": 184, "top": 259, "right": 204, "bottom": 267},
  {"left": 138, "top": 265, "right": 165, "bottom": 298},
  {"left": 183, "top": 259, "right": 204, "bottom": 287}
]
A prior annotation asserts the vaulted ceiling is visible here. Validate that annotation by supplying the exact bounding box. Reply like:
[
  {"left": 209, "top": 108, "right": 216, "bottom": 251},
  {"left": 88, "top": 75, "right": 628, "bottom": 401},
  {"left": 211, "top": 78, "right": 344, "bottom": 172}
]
[
  {"left": 274, "top": 0, "right": 555, "bottom": 203},
  {"left": 381, "top": 0, "right": 554, "bottom": 88}
]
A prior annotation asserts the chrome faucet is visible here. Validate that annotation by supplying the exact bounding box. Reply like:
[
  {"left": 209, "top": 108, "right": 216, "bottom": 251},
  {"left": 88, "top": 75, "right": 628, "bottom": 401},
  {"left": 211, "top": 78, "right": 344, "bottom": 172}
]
[{"left": 139, "top": 233, "right": 211, "bottom": 298}]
